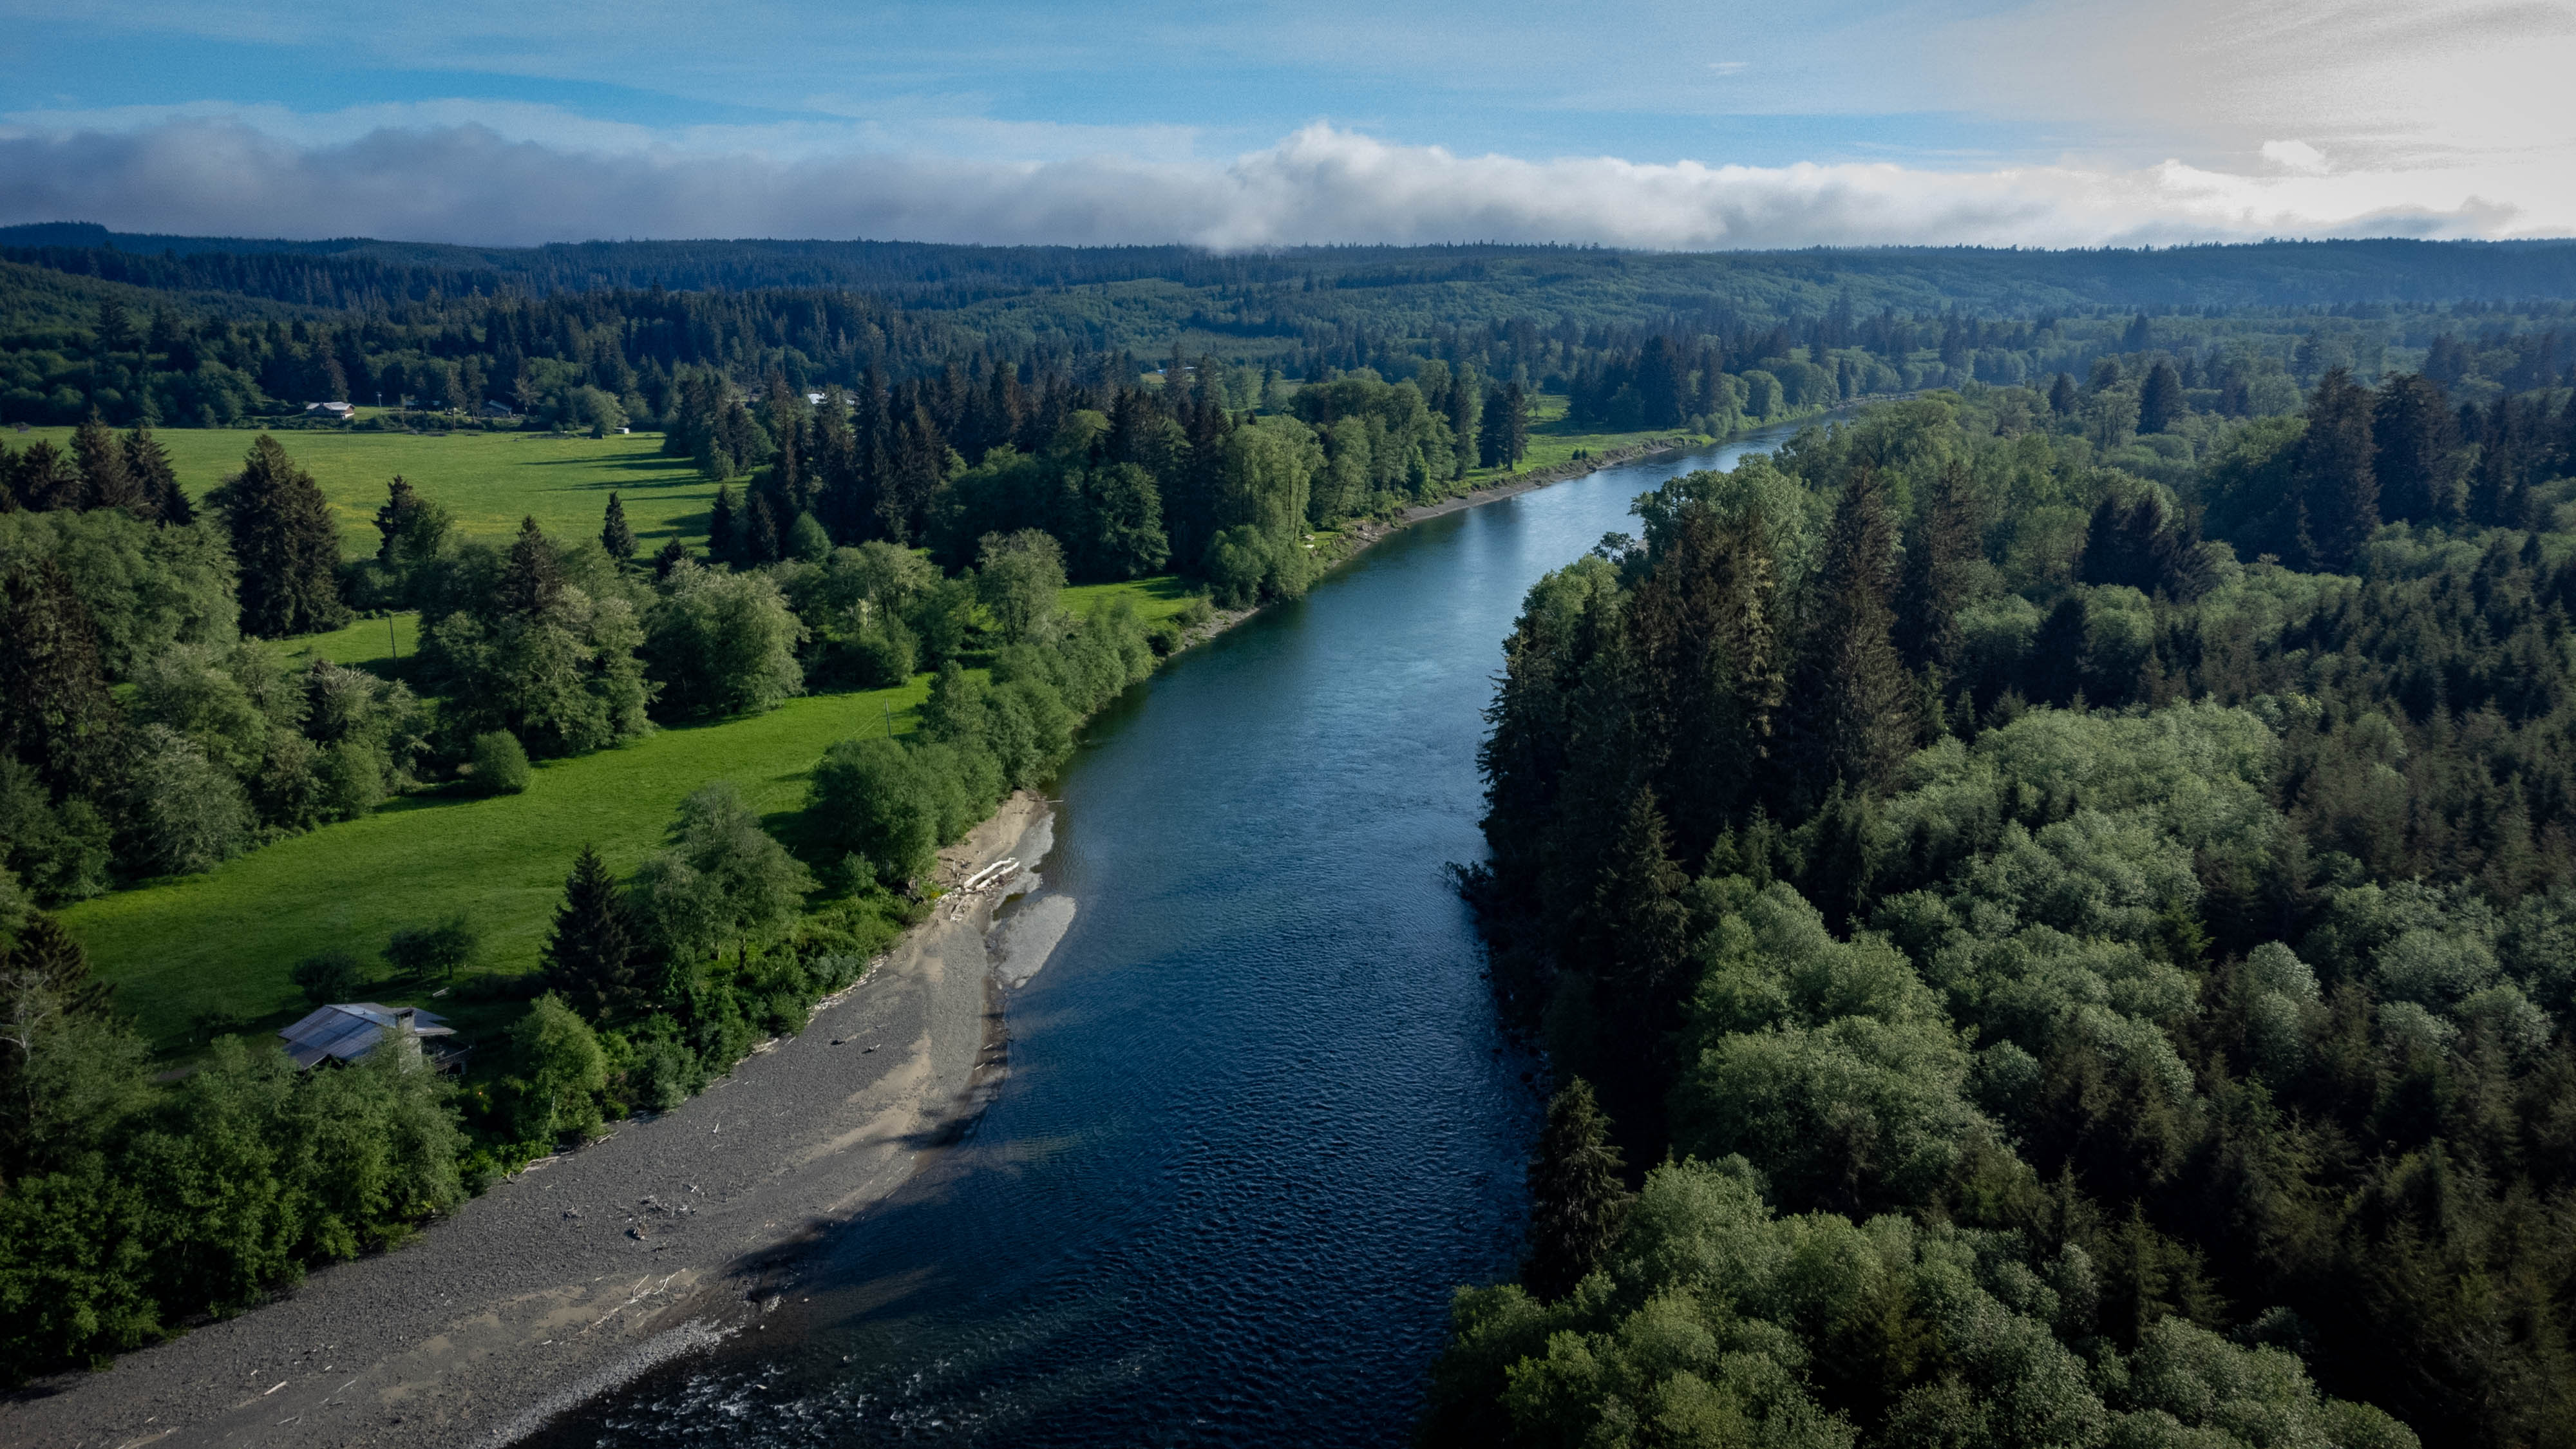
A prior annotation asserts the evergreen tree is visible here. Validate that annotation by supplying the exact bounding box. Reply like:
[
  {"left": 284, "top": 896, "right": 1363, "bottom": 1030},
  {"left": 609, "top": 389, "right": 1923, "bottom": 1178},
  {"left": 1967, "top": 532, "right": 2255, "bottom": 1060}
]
[
  {"left": 11, "top": 442, "right": 79, "bottom": 513},
  {"left": 0, "top": 562, "right": 124, "bottom": 801},
  {"left": 2468, "top": 395, "right": 2537, "bottom": 528},
  {"left": 0, "top": 912, "right": 113, "bottom": 1020},
  {"left": 120, "top": 419, "right": 185, "bottom": 524},
  {"left": 497, "top": 516, "right": 562, "bottom": 618},
  {"left": 1792, "top": 466, "right": 1915, "bottom": 800},
  {"left": 745, "top": 491, "right": 782, "bottom": 564},
  {"left": 2292, "top": 367, "right": 2378, "bottom": 571},
  {"left": 1502, "top": 382, "right": 1530, "bottom": 466},
  {"left": 600, "top": 491, "right": 636, "bottom": 562},
  {"left": 1522, "top": 1078, "right": 1632, "bottom": 1302},
  {"left": 2137, "top": 360, "right": 2186, "bottom": 434},
  {"left": 211, "top": 435, "right": 348, "bottom": 638},
  {"left": 542, "top": 844, "right": 641, "bottom": 1019},
  {"left": 2049, "top": 372, "right": 2078, "bottom": 416},
  {"left": 706, "top": 482, "right": 740, "bottom": 563},
  {"left": 2372, "top": 373, "right": 2461, "bottom": 523},
  {"left": 1897, "top": 459, "right": 1979, "bottom": 679},
  {"left": 372, "top": 475, "right": 450, "bottom": 568},
  {"left": 70, "top": 413, "right": 139, "bottom": 514},
  {"left": 652, "top": 538, "right": 690, "bottom": 580}
]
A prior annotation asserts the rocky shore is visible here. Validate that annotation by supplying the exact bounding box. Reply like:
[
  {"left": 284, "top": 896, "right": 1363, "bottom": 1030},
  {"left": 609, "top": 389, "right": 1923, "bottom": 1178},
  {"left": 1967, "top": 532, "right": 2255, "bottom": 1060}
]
[{"left": 2, "top": 795, "right": 1053, "bottom": 1449}]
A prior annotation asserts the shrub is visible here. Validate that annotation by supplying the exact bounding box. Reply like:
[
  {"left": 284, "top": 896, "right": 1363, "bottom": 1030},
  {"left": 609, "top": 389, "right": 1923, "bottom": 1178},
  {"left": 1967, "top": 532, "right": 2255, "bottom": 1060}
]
[
  {"left": 468, "top": 730, "right": 531, "bottom": 795},
  {"left": 290, "top": 949, "right": 363, "bottom": 1006}
]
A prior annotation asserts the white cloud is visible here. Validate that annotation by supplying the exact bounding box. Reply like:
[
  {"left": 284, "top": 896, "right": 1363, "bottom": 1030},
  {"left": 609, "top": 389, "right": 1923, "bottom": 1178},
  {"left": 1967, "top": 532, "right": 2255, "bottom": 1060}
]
[
  {"left": 2259, "top": 140, "right": 2332, "bottom": 176},
  {"left": 0, "top": 116, "right": 2554, "bottom": 249}
]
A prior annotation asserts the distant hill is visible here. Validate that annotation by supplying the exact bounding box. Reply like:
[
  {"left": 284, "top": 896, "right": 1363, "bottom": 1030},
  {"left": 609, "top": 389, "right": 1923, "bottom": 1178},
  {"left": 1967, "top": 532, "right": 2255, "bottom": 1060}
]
[{"left": 6, "top": 224, "right": 2576, "bottom": 316}]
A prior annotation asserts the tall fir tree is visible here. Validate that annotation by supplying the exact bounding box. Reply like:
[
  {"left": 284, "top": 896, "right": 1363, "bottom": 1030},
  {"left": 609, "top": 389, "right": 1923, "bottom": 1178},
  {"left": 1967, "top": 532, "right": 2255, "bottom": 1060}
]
[
  {"left": 1792, "top": 466, "right": 1915, "bottom": 800},
  {"left": 2049, "top": 372, "right": 2079, "bottom": 415},
  {"left": 2137, "top": 359, "right": 2186, "bottom": 434},
  {"left": 1628, "top": 500, "right": 1781, "bottom": 860},
  {"left": 70, "top": 413, "right": 139, "bottom": 514},
  {"left": 2373, "top": 373, "right": 2461, "bottom": 524},
  {"left": 600, "top": 491, "right": 636, "bottom": 562},
  {"left": 0, "top": 562, "right": 124, "bottom": 801},
  {"left": 1522, "top": 1078, "right": 1633, "bottom": 1302},
  {"left": 1897, "top": 459, "right": 1980, "bottom": 681},
  {"left": 706, "top": 482, "right": 740, "bottom": 564},
  {"left": 497, "top": 516, "right": 563, "bottom": 618},
  {"left": 542, "top": 844, "right": 642, "bottom": 1019},
  {"left": 120, "top": 419, "right": 185, "bottom": 524},
  {"left": 212, "top": 434, "right": 348, "bottom": 637},
  {"left": 745, "top": 491, "right": 782, "bottom": 564},
  {"left": 2293, "top": 367, "right": 2378, "bottom": 571}
]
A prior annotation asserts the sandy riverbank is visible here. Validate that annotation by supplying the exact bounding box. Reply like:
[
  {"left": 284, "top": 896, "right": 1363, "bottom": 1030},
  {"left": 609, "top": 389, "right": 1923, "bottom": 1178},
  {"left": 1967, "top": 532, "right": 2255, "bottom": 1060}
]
[{"left": 1, "top": 793, "right": 1053, "bottom": 1449}]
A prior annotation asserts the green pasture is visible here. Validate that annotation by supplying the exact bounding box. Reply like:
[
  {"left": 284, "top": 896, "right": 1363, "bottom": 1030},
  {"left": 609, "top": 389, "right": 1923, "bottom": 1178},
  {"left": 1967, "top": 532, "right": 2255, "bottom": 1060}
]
[
  {"left": 12, "top": 425, "right": 714, "bottom": 559},
  {"left": 67, "top": 573, "right": 1194, "bottom": 1055}
]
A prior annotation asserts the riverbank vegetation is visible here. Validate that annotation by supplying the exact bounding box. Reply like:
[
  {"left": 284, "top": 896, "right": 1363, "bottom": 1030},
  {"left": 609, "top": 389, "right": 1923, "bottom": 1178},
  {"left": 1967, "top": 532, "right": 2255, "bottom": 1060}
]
[{"left": 1435, "top": 355, "right": 2576, "bottom": 1448}]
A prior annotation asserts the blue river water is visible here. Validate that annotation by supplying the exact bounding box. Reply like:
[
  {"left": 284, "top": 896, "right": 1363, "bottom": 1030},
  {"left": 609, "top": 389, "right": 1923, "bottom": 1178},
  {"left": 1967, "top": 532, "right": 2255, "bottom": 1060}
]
[{"left": 532, "top": 422, "right": 1815, "bottom": 1447}]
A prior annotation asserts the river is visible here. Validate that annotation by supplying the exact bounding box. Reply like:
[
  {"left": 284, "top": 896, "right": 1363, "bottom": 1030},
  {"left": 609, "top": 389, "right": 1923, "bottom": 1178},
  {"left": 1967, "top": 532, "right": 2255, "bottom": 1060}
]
[{"left": 529, "top": 421, "right": 1815, "bottom": 1447}]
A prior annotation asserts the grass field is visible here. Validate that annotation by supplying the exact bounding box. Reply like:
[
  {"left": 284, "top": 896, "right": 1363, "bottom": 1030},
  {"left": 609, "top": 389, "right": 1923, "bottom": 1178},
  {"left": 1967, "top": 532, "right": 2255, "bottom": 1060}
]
[
  {"left": 66, "top": 574, "right": 1193, "bottom": 1055},
  {"left": 12, "top": 425, "right": 714, "bottom": 560}
]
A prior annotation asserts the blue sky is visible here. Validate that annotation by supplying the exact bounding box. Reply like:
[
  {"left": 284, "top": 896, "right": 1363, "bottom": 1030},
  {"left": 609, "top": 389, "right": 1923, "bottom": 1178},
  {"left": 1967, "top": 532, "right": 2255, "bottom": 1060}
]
[{"left": 0, "top": 0, "right": 2568, "bottom": 247}]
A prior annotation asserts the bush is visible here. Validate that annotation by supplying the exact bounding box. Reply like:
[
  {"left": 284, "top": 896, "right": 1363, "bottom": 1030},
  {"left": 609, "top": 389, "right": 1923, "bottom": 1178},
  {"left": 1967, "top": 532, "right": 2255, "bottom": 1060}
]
[
  {"left": 290, "top": 949, "right": 363, "bottom": 1006},
  {"left": 468, "top": 730, "right": 531, "bottom": 795}
]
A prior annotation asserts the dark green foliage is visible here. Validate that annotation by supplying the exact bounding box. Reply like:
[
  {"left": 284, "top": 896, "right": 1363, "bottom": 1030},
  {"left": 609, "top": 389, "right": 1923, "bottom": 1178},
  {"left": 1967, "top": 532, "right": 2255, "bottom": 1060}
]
[
  {"left": 0, "top": 559, "right": 124, "bottom": 802},
  {"left": 289, "top": 949, "right": 362, "bottom": 1006},
  {"left": 1520, "top": 1079, "right": 1631, "bottom": 1302},
  {"left": 468, "top": 730, "right": 530, "bottom": 794},
  {"left": 383, "top": 916, "right": 475, "bottom": 983},
  {"left": 121, "top": 419, "right": 184, "bottom": 524},
  {"left": 541, "top": 846, "right": 640, "bottom": 1018},
  {"left": 2138, "top": 359, "right": 2186, "bottom": 434},
  {"left": 1793, "top": 466, "right": 1914, "bottom": 800},
  {"left": 2373, "top": 374, "right": 2462, "bottom": 523},
  {"left": 372, "top": 474, "right": 453, "bottom": 600},
  {"left": 1455, "top": 379, "right": 2576, "bottom": 1448},
  {"left": 2293, "top": 368, "right": 2379, "bottom": 571},
  {"left": 209, "top": 435, "right": 347, "bottom": 638}
]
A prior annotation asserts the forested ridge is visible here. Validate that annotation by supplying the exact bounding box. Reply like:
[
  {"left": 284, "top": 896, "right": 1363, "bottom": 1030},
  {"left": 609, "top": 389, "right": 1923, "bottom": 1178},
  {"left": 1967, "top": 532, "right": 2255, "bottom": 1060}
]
[{"left": 1437, "top": 357, "right": 2576, "bottom": 1448}]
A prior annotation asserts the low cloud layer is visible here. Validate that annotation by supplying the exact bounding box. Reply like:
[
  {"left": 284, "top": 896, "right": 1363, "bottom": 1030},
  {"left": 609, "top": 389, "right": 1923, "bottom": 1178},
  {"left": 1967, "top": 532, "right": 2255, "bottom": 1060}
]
[{"left": 0, "top": 117, "right": 2554, "bottom": 250}]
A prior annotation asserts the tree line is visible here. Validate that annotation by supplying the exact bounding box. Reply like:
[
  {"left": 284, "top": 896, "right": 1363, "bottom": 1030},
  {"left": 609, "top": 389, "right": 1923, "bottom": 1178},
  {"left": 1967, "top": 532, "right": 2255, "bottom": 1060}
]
[{"left": 1435, "top": 364, "right": 2576, "bottom": 1448}]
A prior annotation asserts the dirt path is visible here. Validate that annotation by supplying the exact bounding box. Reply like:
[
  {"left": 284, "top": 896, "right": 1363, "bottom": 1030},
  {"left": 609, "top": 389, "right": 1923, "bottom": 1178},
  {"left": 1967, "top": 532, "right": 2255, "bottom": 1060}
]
[{"left": 2, "top": 794, "right": 1053, "bottom": 1449}]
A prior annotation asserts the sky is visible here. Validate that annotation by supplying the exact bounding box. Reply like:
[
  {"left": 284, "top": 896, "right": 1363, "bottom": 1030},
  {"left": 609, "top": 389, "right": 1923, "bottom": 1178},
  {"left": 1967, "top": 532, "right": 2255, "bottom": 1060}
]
[{"left": 0, "top": 0, "right": 2570, "bottom": 250}]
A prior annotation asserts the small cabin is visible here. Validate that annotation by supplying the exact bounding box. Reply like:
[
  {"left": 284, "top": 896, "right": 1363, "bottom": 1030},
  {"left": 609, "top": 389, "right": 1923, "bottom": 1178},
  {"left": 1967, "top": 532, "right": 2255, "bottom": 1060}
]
[
  {"left": 303, "top": 401, "right": 355, "bottom": 419},
  {"left": 480, "top": 399, "right": 516, "bottom": 419},
  {"left": 278, "top": 1002, "right": 457, "bottom": 1070}
]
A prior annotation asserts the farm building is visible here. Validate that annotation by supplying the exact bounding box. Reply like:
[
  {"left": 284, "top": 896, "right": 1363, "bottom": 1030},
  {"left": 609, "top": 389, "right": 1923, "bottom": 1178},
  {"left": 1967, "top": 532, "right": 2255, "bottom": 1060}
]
[{"left": 278, "top": 1002, "right": 457, "bottom": 1070}]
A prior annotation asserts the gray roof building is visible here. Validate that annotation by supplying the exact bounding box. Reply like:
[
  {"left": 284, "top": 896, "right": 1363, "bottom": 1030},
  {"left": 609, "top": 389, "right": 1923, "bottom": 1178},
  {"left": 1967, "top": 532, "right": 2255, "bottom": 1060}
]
[{"left": 278, "top": 1002, "right": 455, "bottom": 1070}]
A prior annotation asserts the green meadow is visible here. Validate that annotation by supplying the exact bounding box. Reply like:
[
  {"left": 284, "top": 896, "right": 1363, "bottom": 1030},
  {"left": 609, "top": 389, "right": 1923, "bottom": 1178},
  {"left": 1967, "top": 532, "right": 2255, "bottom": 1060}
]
[
  {"left": 66, "top": 575, "right": 1191, "bottom": 1055},
  {"left": 12, "top": 424, "right": 715, "bottom": 558}
]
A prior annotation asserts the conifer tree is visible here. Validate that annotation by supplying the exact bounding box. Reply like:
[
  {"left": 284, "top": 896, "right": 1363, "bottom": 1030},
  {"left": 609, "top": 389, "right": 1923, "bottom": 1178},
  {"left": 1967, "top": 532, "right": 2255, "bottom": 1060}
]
[
  {"left": 2137, "top": 360, "right": 2186, "bottom": 435},
  {"left": 0, "top": 913, "right": 113, "bottom": 1019},
  {"left": 2293, "top": 367, "right": 2378, "bottom": 571},
  {"left": 121, "top": 419, "right": 185, "bottom": 524},
  {"left": 2372, "top": 373, "right": 2461, "bottom": 523},
  {"left": 542, "top": 844, "right": 641, "bottom": 1019},
  {"left": 600, "top": 491, "right": 636, "bottom": 562},
  {"left": 2049, "top": 372, "right": 2078, "bottom": 416},
  {"left": 12, "top": 441, "right": 79, "bottom": 513},
  {"left": 1522, "top": 1078, "right": 1632, "bottom": 1302},
  {"left": 746, "top": 492, "right": 782, "bottom": 564},
  {"left": 2468, "top": 395, "right": 2536, "bottom": 528},
  {"left": 652, "top": 538, "right": 690, "bottom": 580},
  {"left": 0, "top": 562, "right": 124, "bottom": 800},
  {"left": 1503, "top": 382, "right": 1530, "bottom": 466},
  {"left": 1897, "top": 459, "right": 1979, "bottom": 679},
  {"left": 706, "top": 483, "right": 740, "bottom": 563},
  {"left": 1792, "top": 466, "right": 1915, "bottom": 800},
  {"left": 212, "top": 434, "right": 348, "bottom": 637},
  {"left": 70, "top": 413, "right": 139, "bottom": 513},
  {"left": 497, "top": 516, "right": 562, "bottom": 618}
]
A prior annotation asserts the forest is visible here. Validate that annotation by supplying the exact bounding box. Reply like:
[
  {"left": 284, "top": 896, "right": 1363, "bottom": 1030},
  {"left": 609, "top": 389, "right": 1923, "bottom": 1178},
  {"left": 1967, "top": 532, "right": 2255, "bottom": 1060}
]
[
  {"left": 7, "top": 232, "right": 2576, "bottom": 1410},
  {"left": 1433, "top": 336, "right": 2576, "bottom": 1447}
]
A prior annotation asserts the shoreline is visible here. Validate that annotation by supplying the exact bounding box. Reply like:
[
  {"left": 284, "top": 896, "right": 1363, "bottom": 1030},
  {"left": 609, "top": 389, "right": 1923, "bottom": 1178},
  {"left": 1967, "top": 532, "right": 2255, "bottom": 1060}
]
[{"left": 1, "top": 795, "right": 1052, "bottom": 1449}]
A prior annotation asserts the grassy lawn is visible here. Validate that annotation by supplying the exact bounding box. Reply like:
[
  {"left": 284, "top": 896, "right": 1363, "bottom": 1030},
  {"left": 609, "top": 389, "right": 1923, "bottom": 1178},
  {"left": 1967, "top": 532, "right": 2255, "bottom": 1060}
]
[
  {"left": 64, "top": 676, "right": 933, "bottom": 1054},
  {"left": 12, "top": 425, "right": 713, "bottom": 559}
]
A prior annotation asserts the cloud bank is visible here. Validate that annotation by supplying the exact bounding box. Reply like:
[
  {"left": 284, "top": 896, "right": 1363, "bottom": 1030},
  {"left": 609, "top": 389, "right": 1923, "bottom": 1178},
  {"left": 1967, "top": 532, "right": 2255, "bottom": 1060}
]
[{"left": 0, "top": 117, "right": 2553, "bottom": 251}]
